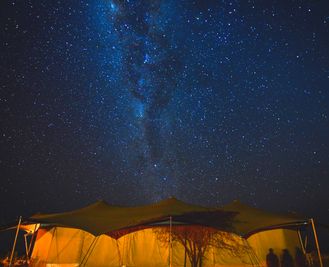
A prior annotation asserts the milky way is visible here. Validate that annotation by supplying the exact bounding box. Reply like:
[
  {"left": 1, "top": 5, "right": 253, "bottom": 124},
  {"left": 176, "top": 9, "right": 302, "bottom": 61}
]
[
  {"left": 0, "top": 0, "right": 329, "bottom": 224},
  {"left": 100, "top": 1, "right": 184, "bottom": 196}
]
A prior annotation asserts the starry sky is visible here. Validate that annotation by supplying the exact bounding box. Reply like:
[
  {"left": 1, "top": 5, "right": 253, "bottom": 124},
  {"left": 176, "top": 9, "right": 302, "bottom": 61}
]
[{"left": 0, "top": 0, "right": 329, "bottom": 225}]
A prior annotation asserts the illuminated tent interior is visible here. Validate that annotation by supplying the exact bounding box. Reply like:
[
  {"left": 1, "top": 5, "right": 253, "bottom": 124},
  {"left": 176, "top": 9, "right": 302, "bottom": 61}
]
[{"left": 2, "top": 198, "right": 324, "bottom": 267}]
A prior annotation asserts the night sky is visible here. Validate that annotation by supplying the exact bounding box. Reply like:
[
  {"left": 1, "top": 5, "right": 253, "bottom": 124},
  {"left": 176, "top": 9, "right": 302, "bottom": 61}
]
[{"left": 1, "top": 0, "right": 329, "bottom": 225}]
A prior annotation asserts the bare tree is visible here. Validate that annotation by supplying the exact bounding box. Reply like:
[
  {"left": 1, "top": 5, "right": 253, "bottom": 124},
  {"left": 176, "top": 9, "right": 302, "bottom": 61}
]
[{"left": 154, "top": 225, "right": 251, "bottom": 267}]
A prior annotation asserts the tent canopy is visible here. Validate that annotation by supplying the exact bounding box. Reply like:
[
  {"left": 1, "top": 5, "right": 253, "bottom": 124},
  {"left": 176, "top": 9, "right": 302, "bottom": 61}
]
[
  {"left": 30, "top": 197, "right": 236, "bottom": 237},
  {"left": 221, "top": 200, "right": 308, "bottom": 237},
  {"left": 28, "top": 198, "right": 308, "bottom": 238}
]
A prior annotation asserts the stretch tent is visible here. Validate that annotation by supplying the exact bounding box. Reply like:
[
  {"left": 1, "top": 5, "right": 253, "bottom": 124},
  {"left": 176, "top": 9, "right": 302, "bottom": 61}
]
[
  {"left": 29, "top": 197, "right": 237, "bottom": 237},
  {"left": 3, "top": 197, "right": 323, "bottom": 267}
]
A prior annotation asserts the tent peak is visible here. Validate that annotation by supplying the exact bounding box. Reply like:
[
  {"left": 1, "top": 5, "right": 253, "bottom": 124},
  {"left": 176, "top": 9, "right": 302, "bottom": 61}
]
[
  {"left": 155, "top": 196, "right": 181, "bottom": 204},
  {"left": 151, "top": 197, "right": 211, "bottom": 210},
  {"left": 81, "top": 199, "right": 112, "bottom": 209},
  {"left": 95, "top": 199, "right": 108, "bottom": 204}
]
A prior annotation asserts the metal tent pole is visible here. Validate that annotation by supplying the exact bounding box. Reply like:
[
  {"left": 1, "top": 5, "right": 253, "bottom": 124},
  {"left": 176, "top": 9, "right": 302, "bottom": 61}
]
[
  {"left": 24, "top": 234, "right": 29, "bottom": 261},
  {"left": 9, "top": 216, "right": 22, "bottom": 267},
  {"left": 297, "top": 230, "right": 306, "bottom": 255},
  {"left": 310, "top": 218, "right": 323, "bottom": 267},
  {"left": 28, "top": 223, "right": 38, "bottom": 257},
  {"left": 169, "top": 216, "right": 173, "bottom": 267}
]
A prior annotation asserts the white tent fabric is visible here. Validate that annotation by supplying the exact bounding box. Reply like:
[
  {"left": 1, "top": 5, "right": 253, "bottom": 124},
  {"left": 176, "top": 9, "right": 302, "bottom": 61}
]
[
  {"left": 247, "top": 229, "right": 301, "bottom": 267},
  {"left": 30, "top": 226, "right": 260, "bottom": 267}
]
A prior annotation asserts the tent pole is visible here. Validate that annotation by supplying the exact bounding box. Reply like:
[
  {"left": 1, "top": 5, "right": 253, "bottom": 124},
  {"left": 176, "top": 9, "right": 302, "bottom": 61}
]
[
  {"left": 9, "top": 216, "right": 22, "bottom": 267},
  {"left": 28, "top": 224, "right": 38, "bottom": 257},
  {"left": 310, "top": 218, "right": 323, "bottom": 267},
  {"left": 24, "top": 234, "right": 29, "bottom": 261},
  {"left": 297, "top": 230, "right": 306, "bottom": 255},
  {"left": 169, "top": 216, "right": 172, "bottom": 267},
  {"left": 183, "top": 239, "right": 187, "bottom": 267}
]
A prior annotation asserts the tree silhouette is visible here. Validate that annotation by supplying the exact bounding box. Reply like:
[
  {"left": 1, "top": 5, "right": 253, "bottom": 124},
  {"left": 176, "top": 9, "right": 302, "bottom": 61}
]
[{"left": 154, "top": 225, "right": 251, "bottom": 267}]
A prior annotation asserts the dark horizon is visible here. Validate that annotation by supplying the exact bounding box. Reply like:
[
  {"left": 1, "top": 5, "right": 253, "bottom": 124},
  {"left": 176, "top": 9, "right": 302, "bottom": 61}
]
[{"left": 1, "top": 0, "right": 328, "bottom": 231}]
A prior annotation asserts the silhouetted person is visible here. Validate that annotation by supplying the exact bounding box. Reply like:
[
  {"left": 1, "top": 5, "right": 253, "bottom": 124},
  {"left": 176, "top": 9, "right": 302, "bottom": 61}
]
[
  {"left": 281, "top": 249, "right": 294, "bottom": 267},
  {"left": 266, "top": 248, "right": 279, "bottom": 267},
  {"left": 295, "top": 247, "right": 307, "bottom": 267}
]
